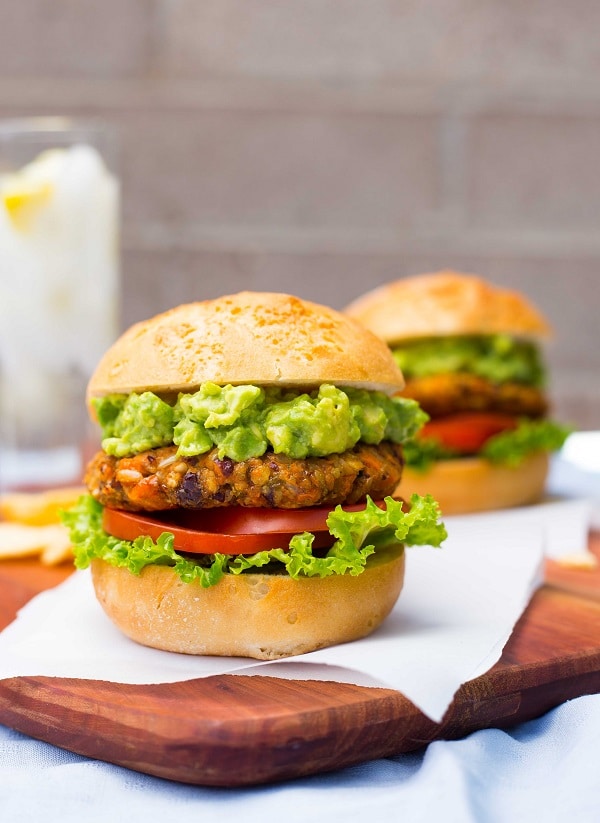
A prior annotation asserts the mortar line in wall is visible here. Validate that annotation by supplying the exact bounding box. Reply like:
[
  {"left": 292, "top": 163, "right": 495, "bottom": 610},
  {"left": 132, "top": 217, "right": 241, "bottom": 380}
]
[
  {"left": 3, "top": 78, "right": 600, "bottom": 117},
  {"left": 121, "top": 224, "right": 600, "bottom": 258}
]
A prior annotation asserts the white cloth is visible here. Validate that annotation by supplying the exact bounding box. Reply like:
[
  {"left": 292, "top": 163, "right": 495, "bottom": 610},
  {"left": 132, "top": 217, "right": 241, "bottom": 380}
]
[{"left": 1, "top": 695, "right": 599, "bottom": 822}]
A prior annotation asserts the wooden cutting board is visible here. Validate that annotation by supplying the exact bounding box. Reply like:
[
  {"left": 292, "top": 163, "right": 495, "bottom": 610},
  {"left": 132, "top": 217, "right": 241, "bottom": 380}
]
[{"left": 0, "top": 536, "right": 599, "bottom": 787}]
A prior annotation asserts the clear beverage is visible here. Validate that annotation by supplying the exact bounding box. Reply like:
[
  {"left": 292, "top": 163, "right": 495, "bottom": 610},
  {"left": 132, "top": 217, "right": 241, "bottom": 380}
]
[{"left": 0, "top": 118, "right": 120, "bottom": 491}]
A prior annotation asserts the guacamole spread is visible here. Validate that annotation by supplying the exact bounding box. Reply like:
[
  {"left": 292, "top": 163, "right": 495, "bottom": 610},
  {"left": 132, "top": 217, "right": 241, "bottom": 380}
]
[
  {"left": 392, "top": 335, "right": 545, "bottom": 386},
  {"left": 93, "top": 383, "right": 428, "bottom": 461}
]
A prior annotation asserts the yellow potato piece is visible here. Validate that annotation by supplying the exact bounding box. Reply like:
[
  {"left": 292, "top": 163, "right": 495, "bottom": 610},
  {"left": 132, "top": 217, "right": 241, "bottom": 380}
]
[
  {"left": 554, "top": 552, "right": 599, "bottom": 571},
  {"left": 0, "top": 522, "right": 73, "bottom": 564},
  {"left": 0, "top": 486, "right": 85, "bottom": 526},
  {"left": 39, "top": 526, "right": 74, "bottom": 566},
  {"left": 0, "top": 523, "right": 45, "bottom": 558}
]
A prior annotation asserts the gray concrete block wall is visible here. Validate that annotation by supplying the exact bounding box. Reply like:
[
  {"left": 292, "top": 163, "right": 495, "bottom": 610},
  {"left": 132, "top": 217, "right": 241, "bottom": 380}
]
[{"left": 0, "top": 2, "right": 598, "bottom": 428}]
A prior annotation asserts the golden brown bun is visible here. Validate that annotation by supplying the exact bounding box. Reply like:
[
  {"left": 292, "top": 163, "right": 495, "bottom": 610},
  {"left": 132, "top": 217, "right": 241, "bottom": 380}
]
[
  {"left": 88, "top": 292, "right": 405, "bottom": 404},
  {"left": 396, "top": 451, "right": 549, "bottom": 515},
  {"left": 344, "top": 271, "right": 551, "bottom": 344},
  {"left": 90, "top": 546, "right": 405, "bottom": 660}
]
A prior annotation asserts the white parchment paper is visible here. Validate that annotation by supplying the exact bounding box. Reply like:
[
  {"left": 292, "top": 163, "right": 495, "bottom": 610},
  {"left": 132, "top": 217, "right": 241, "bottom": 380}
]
[{"left": 0, "top": 499, "right": 591, "bottom": 723}]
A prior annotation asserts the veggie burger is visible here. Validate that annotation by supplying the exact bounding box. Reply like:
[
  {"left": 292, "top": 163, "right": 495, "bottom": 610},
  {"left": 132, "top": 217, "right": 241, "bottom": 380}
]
[
  {"left": 345, "top": 271, "right": 570, "bottom": 514},
  {"left": 64, "top": 291, "right": 446, "bottom": 660}
]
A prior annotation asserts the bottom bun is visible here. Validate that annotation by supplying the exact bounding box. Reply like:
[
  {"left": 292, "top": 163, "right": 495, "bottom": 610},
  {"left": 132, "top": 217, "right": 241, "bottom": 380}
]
[
  {"left": 395, "top": 451, "right": 549, "bottom": 515},
  {"left": 90, "top": 546, "right": 405, "bottom": 660}
]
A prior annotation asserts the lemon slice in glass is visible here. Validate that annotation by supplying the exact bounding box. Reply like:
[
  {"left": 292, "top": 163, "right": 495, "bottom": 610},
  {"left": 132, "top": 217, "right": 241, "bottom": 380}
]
[
  {"left": 2, "top": 177, "right": 54, "bottom": 231},
  {"left": 1, "top": 149, "right": 63, "bottom": 231}
]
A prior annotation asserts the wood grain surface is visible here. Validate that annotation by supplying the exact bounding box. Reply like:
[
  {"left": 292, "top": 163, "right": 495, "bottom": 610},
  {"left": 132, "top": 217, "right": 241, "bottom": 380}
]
[{"left": 0, "top": 534, "right": 599, "bottom": 787}]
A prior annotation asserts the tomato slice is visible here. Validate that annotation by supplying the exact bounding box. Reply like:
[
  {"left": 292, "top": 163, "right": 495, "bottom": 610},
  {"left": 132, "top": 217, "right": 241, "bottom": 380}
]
[
  {"left": 102, "top": 500, "right": 387, "bottom": 556},
  {"left": 419, "top": 412, "right": 516, "bottom": 454}
]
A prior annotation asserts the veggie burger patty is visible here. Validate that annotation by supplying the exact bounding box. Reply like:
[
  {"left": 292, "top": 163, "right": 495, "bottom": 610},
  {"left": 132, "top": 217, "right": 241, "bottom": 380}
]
[{"left": 86, "top": 441, "right": 405, "bottom": 512}]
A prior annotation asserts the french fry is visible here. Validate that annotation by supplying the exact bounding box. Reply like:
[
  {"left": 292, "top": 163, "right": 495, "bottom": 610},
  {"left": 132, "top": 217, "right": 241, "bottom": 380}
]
[
  {"left": 0, "top": 522, "right": 72, "bottom": 563},
  {"left": 39, "top": 525, "right": 74, "bottom": 566},
  {"left": 0, "top": 486, "right": 80, "bottom": 565},
  {"left": 554, "top": 552, "right": 599, "bottom": 571},
  {"left": 0, "top": 486, "right": 85, "bottom": 526}
]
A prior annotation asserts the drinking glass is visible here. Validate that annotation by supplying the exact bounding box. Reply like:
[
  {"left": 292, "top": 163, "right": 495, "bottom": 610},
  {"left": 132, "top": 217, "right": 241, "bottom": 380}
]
[{"left": 0, "top": 117, "right": 120, "bottom": 491}]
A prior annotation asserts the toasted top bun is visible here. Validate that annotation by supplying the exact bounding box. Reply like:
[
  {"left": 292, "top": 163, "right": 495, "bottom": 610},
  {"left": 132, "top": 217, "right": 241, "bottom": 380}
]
[
  {"left": 344, "top": 271, "right": 551, "bottom": 344},
  {"left": 88, "top": 291, "right": 405, "bottom": 403}
]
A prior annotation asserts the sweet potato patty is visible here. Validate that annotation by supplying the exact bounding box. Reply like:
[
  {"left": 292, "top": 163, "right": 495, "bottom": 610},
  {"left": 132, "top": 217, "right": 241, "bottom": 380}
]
[{"left": 86, "top": 442, "right": 405, "bottom": 512}]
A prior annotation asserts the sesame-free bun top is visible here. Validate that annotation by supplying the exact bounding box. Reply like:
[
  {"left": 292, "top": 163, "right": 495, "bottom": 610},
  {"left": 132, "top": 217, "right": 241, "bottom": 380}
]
[
  {"left": 88, "top": 291, "right": 405, "bottom": 401},
  {"left": 344, "top": 271, "right": 552, "bottom": 344}
]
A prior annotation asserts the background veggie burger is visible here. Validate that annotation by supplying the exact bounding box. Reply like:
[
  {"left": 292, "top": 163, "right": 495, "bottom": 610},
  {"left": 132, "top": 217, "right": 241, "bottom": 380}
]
[
  {"left": 344, "top": 271, "right": 570, "bottom": 514},
  {"left": 64, "top": 291, "right": 446, "bottom": 660}
]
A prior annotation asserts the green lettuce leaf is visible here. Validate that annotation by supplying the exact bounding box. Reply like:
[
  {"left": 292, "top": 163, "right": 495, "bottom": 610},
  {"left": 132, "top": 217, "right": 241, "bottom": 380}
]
[
  {"left": 61, "top": 494, "right": 446, "bottom": 587},
  {"left": 481, "top": 418, "right": 571, "bottom": 466},
  {"left": 402, "top": 437, "right": 459, "bottom": 472}
]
